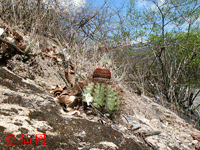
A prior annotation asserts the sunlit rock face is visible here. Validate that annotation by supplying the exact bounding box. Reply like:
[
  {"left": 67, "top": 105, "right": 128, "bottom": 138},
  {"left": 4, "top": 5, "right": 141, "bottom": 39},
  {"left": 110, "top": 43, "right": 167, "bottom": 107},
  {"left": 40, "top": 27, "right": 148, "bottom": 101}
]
[{"left": 0, "top": 67, "right": 151, "bottom": 149}]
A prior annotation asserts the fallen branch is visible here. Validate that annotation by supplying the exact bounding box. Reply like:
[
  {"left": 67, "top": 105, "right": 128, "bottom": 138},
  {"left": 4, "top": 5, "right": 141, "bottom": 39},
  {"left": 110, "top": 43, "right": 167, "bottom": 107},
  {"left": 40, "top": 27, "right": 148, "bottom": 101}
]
[
  {"left": 121, "top": 114, "right": 129, "bottom": 123},
  {"left": 192, "top": 89, "right": 200, "bottom": 104},
  {"left": 134, "top": 131, "right": 160, "bottom": 150},
  {"left": 144, "top": 131, "right": 161, "bottom": 137},
  {"left": 141, "top": 135, "right": 158, "bottom": 150},
  {"left": 0, "top": 37, "right": 36, "bottom": 56},
  {"left": 130, "top": 126, "right": 141, "bottom": 132},
  {"left": 57, "top": 71, "right": 71, "bottom": 88},
  {"left": 90, "top": 104, "right": 114, "bottom": 124},
  {"left": 0, "top": 37, "right": 25, "bottom": 54}
]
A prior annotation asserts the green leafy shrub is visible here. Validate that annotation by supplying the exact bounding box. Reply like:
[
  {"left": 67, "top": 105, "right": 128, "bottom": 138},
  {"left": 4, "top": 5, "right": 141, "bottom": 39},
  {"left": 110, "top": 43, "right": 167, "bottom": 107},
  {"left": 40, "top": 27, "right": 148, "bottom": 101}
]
[{"left": 82, "top": 82, "right": 121, "bottom": 117}]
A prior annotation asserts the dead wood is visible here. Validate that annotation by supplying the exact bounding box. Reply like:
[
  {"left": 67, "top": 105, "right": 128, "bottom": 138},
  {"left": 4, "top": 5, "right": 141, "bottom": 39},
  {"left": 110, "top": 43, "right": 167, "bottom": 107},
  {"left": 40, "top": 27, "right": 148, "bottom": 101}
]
[{"left": 0, "top": 37, "right": 36, "bottom": 56}]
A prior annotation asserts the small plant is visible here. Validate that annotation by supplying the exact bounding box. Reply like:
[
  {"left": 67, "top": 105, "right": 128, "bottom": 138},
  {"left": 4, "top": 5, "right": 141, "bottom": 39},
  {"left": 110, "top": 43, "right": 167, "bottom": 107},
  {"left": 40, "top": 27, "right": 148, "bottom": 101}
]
[
  {"left": 105, "top": 85, "right": 120, "bottom": 115},
  {"left": 82, "top": 82, "right": 121, "bottom": 117}
]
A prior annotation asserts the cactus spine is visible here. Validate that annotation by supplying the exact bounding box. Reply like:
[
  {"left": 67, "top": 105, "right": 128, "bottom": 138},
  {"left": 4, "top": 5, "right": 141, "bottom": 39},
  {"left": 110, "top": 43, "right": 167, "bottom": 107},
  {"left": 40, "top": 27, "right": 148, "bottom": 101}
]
[{"left": 82, "top": 82, "right": 120, "bottom": 117}]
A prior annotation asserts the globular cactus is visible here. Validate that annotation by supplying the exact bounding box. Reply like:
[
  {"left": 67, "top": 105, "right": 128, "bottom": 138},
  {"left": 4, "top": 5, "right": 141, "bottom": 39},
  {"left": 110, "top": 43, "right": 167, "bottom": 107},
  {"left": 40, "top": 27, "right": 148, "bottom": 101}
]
[
  {"left": 82, "top": 82, "right": 94, "bottom": 96},
  {"left": 82, "top": 82, "right": 121, "bottom": 117},
  {"left": 105, "top": 85, "right": 120, "bottom": 115},
  {"left": 93, "top": 83, "right": 106, "bottom": 109},
  {"left": 82, "top": 82, "right": 95, "bottom": 105}
]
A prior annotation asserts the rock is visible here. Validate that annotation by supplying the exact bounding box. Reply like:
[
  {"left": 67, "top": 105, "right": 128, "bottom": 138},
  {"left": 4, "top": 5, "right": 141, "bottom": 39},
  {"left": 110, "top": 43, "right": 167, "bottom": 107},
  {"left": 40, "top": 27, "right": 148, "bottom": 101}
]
[
  {"left": 192, "top": 140, "right": 199, "bottom": 145},
  {"left": 0, "top": 28, "right": 4, "bottom": 35},
  {"left": 5, "top": 37, "right": 15, "bottom": 43},
  {"left": 121, "top": 93, "right": 200, "bottom": 150},
  {"left": 98, "top": 141, "right": 118, "bottom": 150}
]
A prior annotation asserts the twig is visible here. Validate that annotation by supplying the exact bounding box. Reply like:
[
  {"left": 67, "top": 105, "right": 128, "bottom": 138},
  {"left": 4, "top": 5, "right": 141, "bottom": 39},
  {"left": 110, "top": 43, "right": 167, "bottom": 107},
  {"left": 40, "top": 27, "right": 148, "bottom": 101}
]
[
  {"left": 130, "top": 126, "right": 141, "bottom": 132},
  {"left": 90, "top": 103, "right": 114, "bottom": 124},
  {"left": 0, "top": 37, "right": 25, "bottom": 54},
  {"left": 78, "top": 1, "right": 107, "bottom": 29},
  {"left": 57, "top": 71, "right": 71, "bottom": 89},
  {"left": 25, "top": 40, "right": 34, "bottom": 53},
  {"left": 141, "top": 135, "right": 158, "bottom": 150},
  {"left": 121, "top": 114, "right": 129, "bottom": 123},
  {"left": 193, "top": 103, "right": 200, "bottom": 111},
  {"left": 134, "top": 131, "right": 160, "bottom": 150},
  {"left": 144, "top": 131, "right": 161, "bottom": 137},
  {"left": 192, "top": 89, "right": 200, "bottom": 104}
]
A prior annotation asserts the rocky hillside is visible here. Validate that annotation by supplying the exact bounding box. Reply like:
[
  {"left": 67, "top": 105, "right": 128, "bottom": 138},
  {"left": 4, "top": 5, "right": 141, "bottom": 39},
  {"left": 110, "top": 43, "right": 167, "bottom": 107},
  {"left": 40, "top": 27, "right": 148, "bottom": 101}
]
[{"left": 0, "top": 21, "right": 200, "bottom": 150}]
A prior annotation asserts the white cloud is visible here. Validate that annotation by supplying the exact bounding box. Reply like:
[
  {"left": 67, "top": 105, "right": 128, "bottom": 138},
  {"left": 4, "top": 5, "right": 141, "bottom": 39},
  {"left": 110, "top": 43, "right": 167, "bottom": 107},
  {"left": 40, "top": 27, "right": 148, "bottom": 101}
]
[
  {"left": 136, "top": 0, "right": 166, "bottom": 12},
  {"left": 151, "top": 0, "right": 166, "bottom": 12},
  {"left": 42, "top": 0, "right": 86, "bottom": 12},
  {"left": 150, "top": 4, "right": 158, "bottom": 11},
  {"left": 59, "top": 0, "right": 86, "bottom": 13},
  {"left": 130, "top": 37, "right": 142, "bottom": 44},
  {"left": 158, "top": 0, "right": 165, "bottom": 7},
  {"left": 58, "top": 0, "right": 86, "bottom": 8},
  {"left": 73, "top": 0, "right": 86, "bottom": 8},
  {"left": 136, "top": 1, "right": 149, "bottom": 8},
  {"left": 136, "top": 0, "right": 159, "bottom": 12}
]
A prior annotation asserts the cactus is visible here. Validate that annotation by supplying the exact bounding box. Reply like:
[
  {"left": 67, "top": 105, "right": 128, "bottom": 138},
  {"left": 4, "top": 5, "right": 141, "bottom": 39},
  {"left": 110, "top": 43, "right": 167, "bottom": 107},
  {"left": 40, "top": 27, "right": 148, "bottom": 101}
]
[
  {"left": 105, "top": 85, "right": 120, "bottom": 115},
  {"left": 82, "top": 82, "right": 121, "bottom": 117},
  {"left": 93, "top": 83, "right": 106, "bottom": 109},
  {"left": 82, "top": 82, "right": 94, "bottom": 103}
]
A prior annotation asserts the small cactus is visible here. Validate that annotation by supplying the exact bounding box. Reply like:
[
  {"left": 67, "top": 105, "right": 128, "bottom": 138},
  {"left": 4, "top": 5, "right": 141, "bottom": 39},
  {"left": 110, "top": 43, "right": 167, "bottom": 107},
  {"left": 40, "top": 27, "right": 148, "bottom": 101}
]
[
  {"left": 93, "top": 83, "right": 106, "bottom": 109},
  {"left": 82, "top": 82, "right": 121, "bottom": 117},
  {"left": 82, "top": 82, "right": 94, "bottom": 103},
  {"left": 105, "top": 85, "right": 120, "bottom": 115}
]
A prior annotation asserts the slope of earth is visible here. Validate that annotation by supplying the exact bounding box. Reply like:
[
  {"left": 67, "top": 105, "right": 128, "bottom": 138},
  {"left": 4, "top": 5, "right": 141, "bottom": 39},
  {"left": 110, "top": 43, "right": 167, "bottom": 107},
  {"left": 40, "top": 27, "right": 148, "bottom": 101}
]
[
  {"left": 121, "top": 88, "right": 200, "bottom": 150},
  {"left": 1, "top": 63, "right": 200, "bottom": 150},
  {"left": 0, "top": 67, "right": 151, "bottom": 150},
  {"left": 0, "top": 21, "right": 199, "bottom": 150}
]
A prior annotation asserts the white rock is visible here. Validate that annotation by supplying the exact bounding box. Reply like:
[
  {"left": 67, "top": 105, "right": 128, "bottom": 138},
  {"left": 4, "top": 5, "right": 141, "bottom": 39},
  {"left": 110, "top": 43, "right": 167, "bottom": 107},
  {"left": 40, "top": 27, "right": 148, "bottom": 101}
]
[
  {"left": 0, "top": 28, "right": 4, "bottom": 35},
  {"left": 66, "top": 110, "right": 80, "bottom": 116},
  {"left": 192, "top": 140, "right": 199, "bottom": 145},
  {"left": 98, "top": 141, "right": 118, "bottom": 150},
  {"left": 56, "top": 57, "right": 62, "bottom": 62},
  {"left": 5, "top": 37, "right": 15, "bottom": 43}
]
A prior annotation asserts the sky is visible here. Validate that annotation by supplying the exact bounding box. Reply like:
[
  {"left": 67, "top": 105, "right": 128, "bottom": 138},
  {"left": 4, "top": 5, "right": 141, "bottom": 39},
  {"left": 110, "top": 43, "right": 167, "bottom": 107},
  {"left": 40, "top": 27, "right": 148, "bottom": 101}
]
[
  {"left": 89, "top": 0, "right": 126, "bottom": 7},
  {"left": 58, "top": 0, "right": 199, "bottom": 27},
  {"left": 57, "top": 0, "right": 200, "bottom": 43},
  {"left": 71, "top": 0, "right": 199, "bottom": 28},
  {"left": 56, "top": 0, "right": 128, "bottom": 10}
]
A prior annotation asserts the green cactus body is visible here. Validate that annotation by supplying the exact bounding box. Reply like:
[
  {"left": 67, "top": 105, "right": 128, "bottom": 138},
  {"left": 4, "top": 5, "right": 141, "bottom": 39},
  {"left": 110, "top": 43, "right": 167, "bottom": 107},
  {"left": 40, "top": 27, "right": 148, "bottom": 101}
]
[
  {"left": 82, "top": 82, "right": 121, "bottom": 117},
  {"left": 106, "top": 85, "right": 120, "bottom": 114},
  {"left": 82, "top": 82, "right": 94, "bottom": 103},
  {"left": 93, "top": 83, "right": 105, "bottom": 108}
]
